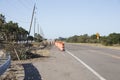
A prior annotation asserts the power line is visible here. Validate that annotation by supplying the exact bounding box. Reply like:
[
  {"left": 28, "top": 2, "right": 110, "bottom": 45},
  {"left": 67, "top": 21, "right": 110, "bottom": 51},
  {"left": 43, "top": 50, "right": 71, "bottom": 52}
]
[
  {"left": 0, "top": 11, "right": 30, "bottom": 23},
  {"left": 0, "top": 0, "right": 36, "bottom": 23},
  {"left": 16, "top": 0, "right": 33, "bottom": 10},
  {"left": 0, "top": 0, "right": 30, "bottom": 23},
  {"left": 5, "top": 0, "right": 29, "bottom": 11},
  {"left": 40, "top": 26, "right": 44, "bottom": 38}
]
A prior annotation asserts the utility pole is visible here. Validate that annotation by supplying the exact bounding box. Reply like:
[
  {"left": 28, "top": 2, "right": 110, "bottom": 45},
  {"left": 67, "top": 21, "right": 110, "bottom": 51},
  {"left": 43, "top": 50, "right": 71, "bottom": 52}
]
[
  {"left": 27, "top": 4, "right": 36, "bottom": 44},
  {"left": 28, "top": 4, "right": 36, "bottom": 36},
  {"left": 38, "top": 24, "right": 39, "bottom": 34},
  {"left": 40, "top": 26, "right": 44, "bottom": 38},
  {"left": 34, "top": 17, "right": 36, "bottom": 37}
]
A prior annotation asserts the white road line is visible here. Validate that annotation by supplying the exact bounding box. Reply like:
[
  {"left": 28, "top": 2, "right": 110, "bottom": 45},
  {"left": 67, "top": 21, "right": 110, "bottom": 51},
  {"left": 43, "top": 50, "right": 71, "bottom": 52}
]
[
  {"left": 66, "top": 50, "right": 106, "bottom": 80},
  {"left": 61, "top": 52, "right": 65, "bottom": 56}
]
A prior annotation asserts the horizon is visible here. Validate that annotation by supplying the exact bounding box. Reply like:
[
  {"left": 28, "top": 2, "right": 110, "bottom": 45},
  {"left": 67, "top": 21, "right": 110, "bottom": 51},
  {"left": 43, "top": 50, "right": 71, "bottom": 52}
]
[{"left": 0, "top": 0, "right": 120, "bottom": 39}]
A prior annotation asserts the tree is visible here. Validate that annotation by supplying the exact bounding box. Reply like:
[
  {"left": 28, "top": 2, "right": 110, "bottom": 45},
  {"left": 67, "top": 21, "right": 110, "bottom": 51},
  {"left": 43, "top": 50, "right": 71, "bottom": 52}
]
[
  {"left": 2, "top": 21, "right": 19, "bottom": 41},
  {"left": 66, "top": 35, "right": 78, "bottom": 43},
  {"left": 89, "top": 34, "right": 99, "bottom": 43},
  {"left": 1, "top": 20, "right": 28, "bottom": 42},
  {"left": 91, "top": 34, "right": 97, "bottom": 39},
  {"left": 80, "top": 34, "right": 89, "bottom": 43},
  {"left": 0, "top": 14, "right": 28, "bottom": 42},
  {"left": 0, "top": 14, "right": 5, "bottom": 26},
  {"left": 34, "top": 33, "right": 43, "bottom": 42},
  {"left": 28, "top": 36, "right": 34, "bottom": 42},
  {"left": 0, "top": 14, "right": 6, "bottom": 40},
  {"left": 18, "top": 27, "right": 28, "bottom": 41},
  {"left": 108, "top": 33, "right": 120, "bottom": 44}
]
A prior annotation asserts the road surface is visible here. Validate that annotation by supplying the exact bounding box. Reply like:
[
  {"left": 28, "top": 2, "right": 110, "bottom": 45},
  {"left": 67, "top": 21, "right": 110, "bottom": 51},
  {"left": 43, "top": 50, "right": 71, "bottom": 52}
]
[
  {"left": 32, "top": 43, "right": 120, "bottom": 80},
  {"left": 65, "top": 43, "right": 120, "bottom": 80}
]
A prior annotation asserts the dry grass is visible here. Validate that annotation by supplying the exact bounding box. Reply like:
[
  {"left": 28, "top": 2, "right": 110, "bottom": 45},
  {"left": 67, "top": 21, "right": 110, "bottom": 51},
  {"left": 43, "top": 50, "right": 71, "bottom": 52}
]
[
  {"left": 31, "top": 49, "right": 50, "bottom": 57},
  {"left": 75, "top": 43, "right": 120, "bottom": 50}
]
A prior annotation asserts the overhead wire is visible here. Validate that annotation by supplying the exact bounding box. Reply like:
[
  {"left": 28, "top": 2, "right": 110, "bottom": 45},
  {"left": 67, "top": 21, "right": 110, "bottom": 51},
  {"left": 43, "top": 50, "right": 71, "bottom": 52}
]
[
  {"left": 16, "top": 0, "right": 33, "bottom": 10},
  {"left": 1, "top": 0, "right": 38, "bottom": 35},
  {"left": 15, "top": 0, "right": 37, "bottom": 24},
  {"left": 0, "top": 0, "right": 28, "bottom": 20},
  {"left": 0, "top": 0, "right": 37, "bottom": 24},
  {"left": 34, "top": 0, "right": 45, "bottom": 37},
  {"left": 0, "top": 10, "right": 30, "bottom": 24}
]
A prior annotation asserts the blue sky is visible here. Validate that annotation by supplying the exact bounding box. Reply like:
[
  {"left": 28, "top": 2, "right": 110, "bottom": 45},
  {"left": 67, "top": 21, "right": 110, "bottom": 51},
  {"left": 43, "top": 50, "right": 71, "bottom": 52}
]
[{"left": 0, "top": 0, "right": 120, "bottom": 39}]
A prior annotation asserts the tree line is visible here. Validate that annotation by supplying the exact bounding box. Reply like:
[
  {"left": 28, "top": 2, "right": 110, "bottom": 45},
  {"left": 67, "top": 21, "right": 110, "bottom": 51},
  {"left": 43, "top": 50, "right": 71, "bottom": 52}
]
[
  {"left": 0, "top": 14, "right": 43, "bottom": 42},
  {"left": 0, "top": 14, "right": 29, "bottom": 42},
  {"left": 59, "top": 33, "right": 120, "bottom": 46}
]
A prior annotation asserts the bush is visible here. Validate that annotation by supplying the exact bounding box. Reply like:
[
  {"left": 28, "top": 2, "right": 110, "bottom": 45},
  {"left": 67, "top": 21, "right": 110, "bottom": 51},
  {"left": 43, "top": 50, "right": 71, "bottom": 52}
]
[{"left": 66, "top": 33, "right": 120, "bottom": 46}]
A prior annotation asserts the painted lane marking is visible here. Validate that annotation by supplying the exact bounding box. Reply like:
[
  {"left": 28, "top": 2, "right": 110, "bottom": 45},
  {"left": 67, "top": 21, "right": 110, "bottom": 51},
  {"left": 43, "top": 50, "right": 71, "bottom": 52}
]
[
  {"left": 98, "top": 52, "right": 120, "bottom": 59},
  {"left": 99, "top": 52, "right": 120, "bottom": 59},
  {"left": 89, "top": 50, "right": 120, "bottom": 60},
  {"left": 62, "top": 52, "right": 65, "bottom": 56},
  {"left": 66, "top": 50, "right": 106, "bottom": 80}
]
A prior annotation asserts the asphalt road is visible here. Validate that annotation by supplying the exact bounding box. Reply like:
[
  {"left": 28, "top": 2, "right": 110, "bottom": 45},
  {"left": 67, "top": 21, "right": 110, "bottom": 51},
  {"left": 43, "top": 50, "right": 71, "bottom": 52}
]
[
  {"left": 33, "top": 46, "right": 99, "bottom": 80},
  {"left": 65, "top": 43, "right": 120, "bottom": 80},
  {"left": 31, "top": 43, "right": 120, "bottom": 80}
]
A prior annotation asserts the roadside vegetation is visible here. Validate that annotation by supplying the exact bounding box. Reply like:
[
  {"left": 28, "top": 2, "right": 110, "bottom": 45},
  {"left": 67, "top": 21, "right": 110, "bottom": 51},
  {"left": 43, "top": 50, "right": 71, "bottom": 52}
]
[
  {"left": 58, "top": 33, "right": 120, "bottom": 46},
  {"left": 0, "top": 14, "right": 51, "bottom": 60},
  {"left": 65, "top": 33, "right": 120, "bottom": 46}
]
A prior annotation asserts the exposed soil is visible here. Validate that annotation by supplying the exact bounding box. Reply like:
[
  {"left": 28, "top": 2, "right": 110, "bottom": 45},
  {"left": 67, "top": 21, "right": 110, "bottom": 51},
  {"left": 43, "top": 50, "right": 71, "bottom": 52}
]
[{"left": 0, "top": 42, "right": 52, "bottom": 80}]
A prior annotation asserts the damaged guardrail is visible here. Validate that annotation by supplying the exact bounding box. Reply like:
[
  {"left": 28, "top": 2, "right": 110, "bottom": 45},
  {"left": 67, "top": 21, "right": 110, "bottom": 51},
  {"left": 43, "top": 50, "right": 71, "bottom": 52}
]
[{"left": 0, "top": 53, "right": 11, "bottom": 76}]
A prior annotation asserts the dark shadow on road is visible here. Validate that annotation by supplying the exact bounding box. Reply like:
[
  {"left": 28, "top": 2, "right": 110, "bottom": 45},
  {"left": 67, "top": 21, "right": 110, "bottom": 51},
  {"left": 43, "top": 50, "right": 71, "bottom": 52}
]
[{"left": 22, "top": 63, "right": 42, "bottom": 80}]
